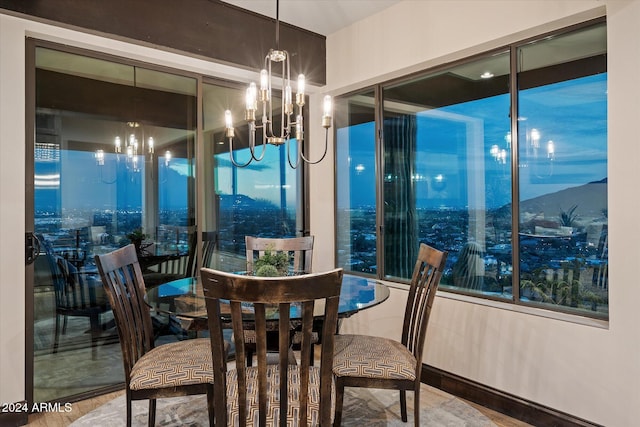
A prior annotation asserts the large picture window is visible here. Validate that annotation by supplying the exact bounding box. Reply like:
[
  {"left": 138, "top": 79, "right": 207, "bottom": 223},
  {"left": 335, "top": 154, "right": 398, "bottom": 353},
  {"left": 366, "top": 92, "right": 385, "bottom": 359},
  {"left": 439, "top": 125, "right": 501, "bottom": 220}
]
[{"left": 335, "top": 20, "right": 608, "bottom": 319}]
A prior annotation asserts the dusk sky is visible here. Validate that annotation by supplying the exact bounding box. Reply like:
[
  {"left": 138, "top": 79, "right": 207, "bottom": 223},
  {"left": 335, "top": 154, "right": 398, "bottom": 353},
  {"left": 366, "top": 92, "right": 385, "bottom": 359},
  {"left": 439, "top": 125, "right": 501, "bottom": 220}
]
[{"left": 35, "top": 74, "right": 606, "bottom": 216}]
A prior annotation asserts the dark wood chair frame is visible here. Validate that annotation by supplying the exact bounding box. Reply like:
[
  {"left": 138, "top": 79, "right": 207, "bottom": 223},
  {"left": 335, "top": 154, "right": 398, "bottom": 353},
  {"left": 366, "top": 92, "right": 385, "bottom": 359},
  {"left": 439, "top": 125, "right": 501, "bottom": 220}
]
[
  {"left": 201, "top": 267, "right": 343, "bottom": 427},
  {"left": 245, "top": 235, "right": 314, "bottom": 275},
  {"left": 333, "top": 243, "right": 448, "bottom": 426},
  {"left": 200, "top": 230, "right": 219, "bottom": 270},
  {"left": 53, "top": 255, "right": 110, "bottom": 360},
  {"left": 95, "top": 244, "right": 214, "bottom": 427},
  {"left": 244, "top": 235, "right": 317, "bottom": 366}
]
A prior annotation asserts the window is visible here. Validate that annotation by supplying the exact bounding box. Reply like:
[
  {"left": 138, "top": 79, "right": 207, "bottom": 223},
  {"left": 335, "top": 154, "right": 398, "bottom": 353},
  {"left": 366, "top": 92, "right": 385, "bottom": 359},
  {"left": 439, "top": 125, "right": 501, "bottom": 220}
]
[
  {"left": 335, "top": 20, "right": 608, "bottom": 319},
  {"left": 202, "top": 81, "right": 305, "bottom": 270},
  {"left": 517, "top": 23, "right": 608, "bottom": 315},
  {"left": 32, "top": 46, "right": 197, "bottom": 401},
  {"left": 335, "top": 90, "right": 377, "bottom": 274}
]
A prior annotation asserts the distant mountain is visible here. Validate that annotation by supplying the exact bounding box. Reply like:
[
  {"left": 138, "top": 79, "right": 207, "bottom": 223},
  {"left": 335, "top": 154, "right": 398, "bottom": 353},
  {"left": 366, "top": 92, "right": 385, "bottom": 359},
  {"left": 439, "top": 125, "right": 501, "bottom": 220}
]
[
  {"left": 218, "top": 194, "right": 280, "bottom": 211},
  {"left": 520, "top": 178, "right": 607, "bottom": 220}
]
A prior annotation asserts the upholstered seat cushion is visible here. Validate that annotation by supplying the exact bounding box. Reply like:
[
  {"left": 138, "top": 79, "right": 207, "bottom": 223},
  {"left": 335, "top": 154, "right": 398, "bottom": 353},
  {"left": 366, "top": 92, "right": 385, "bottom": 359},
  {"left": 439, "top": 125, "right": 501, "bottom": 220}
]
[
  {"left": 332, "top": 334, "right": 416, "bottom": 380},
  {"left": 224, "top": 364, "right": 334, "bottom": 426},
  {"left": 129, "top": 338, "right": 213, "bottom": 390},
  {"left": 243, "top": 329, "right": 319, "bottom": 345}
]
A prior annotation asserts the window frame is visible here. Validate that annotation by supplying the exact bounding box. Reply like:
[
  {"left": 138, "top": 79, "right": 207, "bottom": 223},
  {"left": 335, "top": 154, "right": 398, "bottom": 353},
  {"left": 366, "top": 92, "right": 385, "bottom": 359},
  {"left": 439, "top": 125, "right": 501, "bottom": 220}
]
[{"left": 333, "top": 17, "right": 608, "bottom": 322}]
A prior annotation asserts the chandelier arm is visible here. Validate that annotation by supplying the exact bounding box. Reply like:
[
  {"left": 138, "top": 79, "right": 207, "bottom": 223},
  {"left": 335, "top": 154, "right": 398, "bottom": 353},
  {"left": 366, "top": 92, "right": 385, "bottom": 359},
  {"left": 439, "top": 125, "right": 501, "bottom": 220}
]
[
  {"left": 249, "top": 133, "right": 269, "bottom": 162},
  {"left": 286, "top": 138, "right": 302, "bottom": 169},
  {"left": 99, "top": 165, "right": 118, "bottom": 185},
  {"left": 284, "top": 52, "right": 291, "bottom": 138},
  {"left": 298, "top": 128, "right": 330, "bottom": 165},
  {"left": 229, "top": 136, "right": 254, "bottom": 168},
  {"left": 280, "top": 61, "right": 287, "bottom": 139},
  {"left": 266, "top": 58, "right": 275, "bottom": 140}
]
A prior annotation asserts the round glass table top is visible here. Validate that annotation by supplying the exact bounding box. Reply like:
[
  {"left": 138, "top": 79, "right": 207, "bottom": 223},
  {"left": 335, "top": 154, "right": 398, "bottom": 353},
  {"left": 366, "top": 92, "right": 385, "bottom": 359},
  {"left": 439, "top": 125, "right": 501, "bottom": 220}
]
[{"left": 146, "top": 272, "right": 390, "bottom": 320}]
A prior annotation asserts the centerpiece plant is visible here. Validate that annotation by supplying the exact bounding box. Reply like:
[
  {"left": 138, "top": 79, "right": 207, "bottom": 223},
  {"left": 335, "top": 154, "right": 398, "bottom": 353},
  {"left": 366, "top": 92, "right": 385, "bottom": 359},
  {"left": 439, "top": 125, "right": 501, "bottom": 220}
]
[
  {"left": 254, "top": 247, "right": 290, "bottom": 277},
  {"left": 126, "top": 227, "right": 151, "bottom": 255}
]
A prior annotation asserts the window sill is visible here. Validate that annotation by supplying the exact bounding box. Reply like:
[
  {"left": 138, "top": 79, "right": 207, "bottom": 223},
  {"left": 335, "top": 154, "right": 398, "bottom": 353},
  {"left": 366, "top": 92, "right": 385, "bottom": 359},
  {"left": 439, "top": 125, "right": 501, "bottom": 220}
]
[
  {"left": 377, "top": 278, "right": 608, "bottom": 329},
  {"left": 437, "top": 290, "right": 609, "bottom": 329}
]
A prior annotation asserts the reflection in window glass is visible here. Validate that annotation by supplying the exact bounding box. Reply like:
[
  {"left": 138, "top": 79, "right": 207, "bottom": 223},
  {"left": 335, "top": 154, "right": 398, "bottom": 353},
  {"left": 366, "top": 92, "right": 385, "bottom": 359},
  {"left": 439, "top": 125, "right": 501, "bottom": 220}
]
[
  {"left": 518, "top": 23, "right": 608, "bottom": 316},
  {"left": 32, "top": 47, "right": 197, "bottom": 401},
  {"left": 203, "top": 82, "right": 302, "bottom": 270},
  {"left": 334, "top": 21, "right": 607, "bottom": 319},
  {"left": 335, "top": 91, "right": 377, "bottom": 275},
  {"left": 382, "top": 52, "right": 512, "bottom": 291}
]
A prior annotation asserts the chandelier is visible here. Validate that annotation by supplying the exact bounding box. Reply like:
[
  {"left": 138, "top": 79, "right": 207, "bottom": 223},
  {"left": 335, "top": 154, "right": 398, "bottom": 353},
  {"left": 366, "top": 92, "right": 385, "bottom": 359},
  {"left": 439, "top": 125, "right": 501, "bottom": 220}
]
[
  {"left": 223, "top": 0, "right": 332, "bottom": 168},
  {"left": 95, "top": 120, "right": 173, "bottom": 178},
  {"left": 114, "top": 121, "right": 154, "bottom": 172}
]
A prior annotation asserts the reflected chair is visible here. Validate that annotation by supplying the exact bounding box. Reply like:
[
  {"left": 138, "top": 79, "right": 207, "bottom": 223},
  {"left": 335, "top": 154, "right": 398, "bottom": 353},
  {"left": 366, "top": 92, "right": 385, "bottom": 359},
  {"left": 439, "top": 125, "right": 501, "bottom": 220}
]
[
  {"left": 145, "top": 230, "right": 218, "bottom": 288},
  {"left": 244, "top": 235, "right": 317, "bottom": 366},
  {"left": 200, "top": 231, "right": 219, "bottom": 270},
  {"left": 201, "top": 267, "right": 343, "bottom": 426},
  {"left": 332, "top": 243, "right": 448, "bottom": 426},
  {"left": 94, "top": 244, "right": 214, "bottom": 427},
  {"left": 54, "top": 256, "right": 110, "bottom": 360}
]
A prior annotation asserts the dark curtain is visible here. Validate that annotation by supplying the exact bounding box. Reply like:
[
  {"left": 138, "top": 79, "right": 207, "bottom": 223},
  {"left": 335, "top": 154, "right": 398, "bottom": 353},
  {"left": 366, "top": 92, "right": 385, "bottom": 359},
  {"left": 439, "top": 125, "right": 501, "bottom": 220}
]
[{"left": 383, "top": 114, "right": 418, "bottom": 278}]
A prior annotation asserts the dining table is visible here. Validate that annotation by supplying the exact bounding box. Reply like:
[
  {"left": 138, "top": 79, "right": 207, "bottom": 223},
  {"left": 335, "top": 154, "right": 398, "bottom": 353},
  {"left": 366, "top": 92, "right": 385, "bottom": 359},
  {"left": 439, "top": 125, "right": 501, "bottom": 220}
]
[{"left": 145, "top": 272, "right": 390, "bottom": 332}]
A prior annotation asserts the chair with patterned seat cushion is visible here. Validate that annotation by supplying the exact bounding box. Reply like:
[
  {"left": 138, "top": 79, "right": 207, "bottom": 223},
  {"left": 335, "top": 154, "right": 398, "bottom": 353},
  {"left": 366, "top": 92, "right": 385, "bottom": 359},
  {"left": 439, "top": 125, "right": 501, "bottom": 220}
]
[
  {"left": 53, "top": 255, "right": 110, "bottom": 360},
  {"left": 244, "top": 235, "right": 318, "bottom": 367},
  {"left": 201, "top": 267, "right": 343, "bottom": 426},
  {"left": 94, "top": 244, "right": 215, "bottom": 427},
  {"left": 332, "top": 243, "right": 447, "bottom": 426}
]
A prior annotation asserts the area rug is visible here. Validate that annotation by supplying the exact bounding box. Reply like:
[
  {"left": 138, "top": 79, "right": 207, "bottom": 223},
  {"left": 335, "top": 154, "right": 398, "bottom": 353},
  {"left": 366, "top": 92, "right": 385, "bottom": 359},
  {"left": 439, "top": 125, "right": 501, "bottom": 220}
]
[{"left": 70, "top": 384, "right": 496, "bottom": 426}]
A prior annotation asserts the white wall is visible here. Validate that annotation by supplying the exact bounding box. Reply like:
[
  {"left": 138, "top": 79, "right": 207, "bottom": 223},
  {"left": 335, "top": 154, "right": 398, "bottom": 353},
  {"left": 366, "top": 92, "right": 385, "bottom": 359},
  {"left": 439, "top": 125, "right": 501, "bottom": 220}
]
[
  {"left": 0, "top": 15, "right": 27, "bottom": 406},
  {"left": 315, "top": 1, "right": 640, "bottom": 426}
]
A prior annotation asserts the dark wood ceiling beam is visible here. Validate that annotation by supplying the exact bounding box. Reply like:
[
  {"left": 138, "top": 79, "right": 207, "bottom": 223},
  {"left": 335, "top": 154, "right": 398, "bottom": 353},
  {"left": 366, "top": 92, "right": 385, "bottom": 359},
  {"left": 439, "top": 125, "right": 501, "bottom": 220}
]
[{"left": 0, "top": 0, "right": 326, "bottom": 85}]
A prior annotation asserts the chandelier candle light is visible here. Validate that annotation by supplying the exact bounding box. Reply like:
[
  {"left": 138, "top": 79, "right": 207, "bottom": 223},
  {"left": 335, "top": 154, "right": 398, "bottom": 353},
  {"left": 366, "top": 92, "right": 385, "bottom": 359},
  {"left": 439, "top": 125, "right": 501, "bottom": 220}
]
[{"left": 224, "top": 0, "right": 332, "bottom": 168}]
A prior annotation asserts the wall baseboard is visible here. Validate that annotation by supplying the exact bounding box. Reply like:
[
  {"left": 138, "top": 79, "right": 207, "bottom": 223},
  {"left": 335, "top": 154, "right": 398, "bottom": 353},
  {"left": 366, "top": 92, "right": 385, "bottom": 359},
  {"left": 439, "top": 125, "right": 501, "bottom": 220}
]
[
  {"left": 422, "top": 365, "right": 602, "bottom": 427},
  {"left": 0, "top": 401, "right": 29, "bottom": 427}
]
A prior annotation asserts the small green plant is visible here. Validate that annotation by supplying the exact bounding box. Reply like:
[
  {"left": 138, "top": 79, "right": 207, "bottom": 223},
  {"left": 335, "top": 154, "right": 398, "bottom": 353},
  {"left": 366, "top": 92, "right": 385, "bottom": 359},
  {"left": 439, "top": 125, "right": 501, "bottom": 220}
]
[
  {"left": 254, "top": 247, "right": 290, "bottom": 276},
  {"left": 255, "top": 264, "right": 280, "bottom": 277},
  {"left": 126, "top": 227, "right": 150, "bottom": 254},
  {"left": 559, "top": 205, "right": 579, "bottom": 227}
]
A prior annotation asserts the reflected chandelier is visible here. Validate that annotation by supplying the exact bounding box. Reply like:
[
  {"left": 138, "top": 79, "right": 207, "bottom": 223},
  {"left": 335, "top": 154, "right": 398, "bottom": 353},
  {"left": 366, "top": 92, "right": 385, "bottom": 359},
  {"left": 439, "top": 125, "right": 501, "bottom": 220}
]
[
  {"left": 95, "top": 121, "right": 154, "bottom": 171},
  {"left": 114, "top": 121, "right": 154, "bottom": 172},
  {"left": 223, "top": 0, "right": 332, "bottom": 168}
]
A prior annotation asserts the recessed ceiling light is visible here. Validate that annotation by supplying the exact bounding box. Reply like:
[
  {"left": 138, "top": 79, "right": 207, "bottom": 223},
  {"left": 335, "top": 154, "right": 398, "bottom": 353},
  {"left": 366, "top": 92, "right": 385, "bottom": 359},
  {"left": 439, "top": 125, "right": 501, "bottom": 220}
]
[{"left": 480, "top": 72, "right": 494, "bottom": 79}]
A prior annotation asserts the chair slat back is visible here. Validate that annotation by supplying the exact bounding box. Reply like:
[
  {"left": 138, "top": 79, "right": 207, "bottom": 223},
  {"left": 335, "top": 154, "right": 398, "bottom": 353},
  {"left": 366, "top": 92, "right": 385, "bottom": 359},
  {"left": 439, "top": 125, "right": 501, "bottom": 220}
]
[
  {"left": 201, "top": 267, "right": 343, "bottom": 427},
  {"left": 245, "top": 236, "right": 314, "bottom": 275},
  {"left": 94, "top": 244, "right": 156, "bottom": 381},
  {"left": 401, "top": 243, "right": 448, "bottom": 364},
  {"left": 56, "top": 257, "right": 95, "bottom": 309},
  {"left": 201, "top": 231, "right": 218, "bottom": 270}
]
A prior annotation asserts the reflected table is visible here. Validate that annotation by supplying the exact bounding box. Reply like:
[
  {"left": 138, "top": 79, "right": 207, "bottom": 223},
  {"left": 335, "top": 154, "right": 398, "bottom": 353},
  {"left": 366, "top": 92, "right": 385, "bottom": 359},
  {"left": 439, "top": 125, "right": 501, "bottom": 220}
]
[{"left": 145, "top": 273, "right": 390, "bottom": 331}]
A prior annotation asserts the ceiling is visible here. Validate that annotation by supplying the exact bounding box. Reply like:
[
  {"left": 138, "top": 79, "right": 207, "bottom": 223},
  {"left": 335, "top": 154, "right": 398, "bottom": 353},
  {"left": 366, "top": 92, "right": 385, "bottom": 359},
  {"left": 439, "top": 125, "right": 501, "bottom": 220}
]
[{"left": 221, "top": 0, "right": 402, "bottom": 36}]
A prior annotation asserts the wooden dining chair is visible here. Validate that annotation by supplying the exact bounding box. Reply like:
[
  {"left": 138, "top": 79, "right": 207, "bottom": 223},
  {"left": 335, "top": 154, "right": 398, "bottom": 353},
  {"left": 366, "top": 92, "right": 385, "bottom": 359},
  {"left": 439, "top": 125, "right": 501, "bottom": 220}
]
[
  {"left": 332, "top": 243, "right": 448, "bottom": 426},
  {"left": 53, "top": 255, "right": 110, "bottom": 360},
  {"left": 245, "top": 235, "right": 314, "bottom": 276},
  {"left": 200, "top": 231, "right": 219, "bottom": 270},
  {"left": 244, "top": 235, "right": 317, "bottom": 366},
  {"left": 201, "top": 267, "right": 343, "bottom": 426},
  {"left": 94, "top": 244, "right": 214, "bottom": 427}
]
